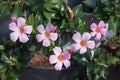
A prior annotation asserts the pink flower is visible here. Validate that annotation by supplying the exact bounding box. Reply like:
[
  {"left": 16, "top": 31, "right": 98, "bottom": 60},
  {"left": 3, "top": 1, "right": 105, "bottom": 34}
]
[
  {"left": 90, "top": 20, "right": 108, "bottom": 41},
  {"left": 11, "top": 17, "right": 17, "bottom": 24},
  {"left": 51, "top": 24, "right": 55, "bottom": 32},
  {"left": 9, "top": 17, "right": 32, "bottom": 43},
  {"left": 36, "top": 23, "right": 58, "bottom": 47},
  {"left": 72, "top": 32, "right": 95, "bottom": 54},
  {"left": 49, "top": 47, "right": 71, "bottom": 71}
]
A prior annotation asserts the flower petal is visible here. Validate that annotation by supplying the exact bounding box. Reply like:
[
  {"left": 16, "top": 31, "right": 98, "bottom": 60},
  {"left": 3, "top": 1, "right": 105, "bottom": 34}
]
[
  {"left": 46, "top": 23, "right": 52, "bottom": 32},
  {"left": 72, "top": 44, "right": 81, "bottom": 51},
  {"left": 55, "top": 62, "right": 63, "bottom": 71},
  {"left": 36, "top": 34, "right": 44, "bottom": 42},
  {"left": 98, "top": 20, "right": 105, "bottom": 28},
  {"left": 91, "top": 32, "right": 96, "bottom": 37},
  {"left": 9, "top": 22, "right": 18, "bottom": 31},
  {"left": 17, "top": 17, "right": 26, "bottom": 27},
  {"left": 11, "top": 17, "right": 17, "bottom": 23},
  {"left": 49, "top": 55, "right": 58, "bottom": 64},
  {"left": 80, "top": 47, "right": 87, "bottom": 54},
  {"left": 19, "top": 34, "right": 29, "bottom": 43},
  {"left": 90, "top": 23, "right": 97, "bottom": 31},
  {"left": 37, "top": 24, "right": 45, "bottom": 33},
  {"left": 24, "top": 26, "right": 32, "bottom": 34},
  {"left": 63, "top": 60, "right": 70, "bottom": 68},
  {"left": 53, "top": 47, "right": 62, "bottom": 56},
  {"left": 82, "top": 32, "right": 91, "bottom": 40},
  {"left": 72, "top": 32, "right": 81, "bottom": 43},
  {"left": 10, "top": 32, "right": 19, "bottom": 42},
  {"left": 100, "top": 28, "right": 108, "bottom": 36},
  {"left": 43, "top": 38, "right": 50, "bottom": 47},
  {"left": 50, "top": 33, "right": 58, "bottom": 41},
  {"left": 87, "top": 41, "right": 95, "bottom": 49},
  {"left": 62, "top": 51, "right": 71, "bottom": 60},
  {"left": 95, "top": 33, "right": 101, "bottom": 41}
]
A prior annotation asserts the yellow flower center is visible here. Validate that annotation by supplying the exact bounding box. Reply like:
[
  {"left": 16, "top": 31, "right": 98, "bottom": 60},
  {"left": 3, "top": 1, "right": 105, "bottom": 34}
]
[
  {"left": 19, "top": 27, "right": 24, "bottom": 33},
  {"left": 45, "top": 32, "right": 50, "bottom": 38},
  {"left": 58, "top": 55, "right": 63, "bottom": 61},
  {"left": 80, "top": 40, "right": 86, "bottom": 46},
  {"left": 95, "top": 27, "right": 100, "bottom": 33}
]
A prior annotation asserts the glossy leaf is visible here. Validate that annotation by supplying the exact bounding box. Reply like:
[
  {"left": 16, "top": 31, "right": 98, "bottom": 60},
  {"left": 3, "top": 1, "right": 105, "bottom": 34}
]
[
  {"left": 11, "top": 2, "right": 23, "bottom": 17},
  {"left": 83, "top": 0, "right": 97, "bottom": 8},
  {"left": 1, "top": 5, "right": 10, "bottom": 16}
]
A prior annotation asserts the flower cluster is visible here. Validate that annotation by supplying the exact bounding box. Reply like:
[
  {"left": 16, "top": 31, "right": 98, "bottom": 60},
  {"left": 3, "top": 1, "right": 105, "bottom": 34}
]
[{"left": 9, "top": 17, "right": 108, "bottom": 71}]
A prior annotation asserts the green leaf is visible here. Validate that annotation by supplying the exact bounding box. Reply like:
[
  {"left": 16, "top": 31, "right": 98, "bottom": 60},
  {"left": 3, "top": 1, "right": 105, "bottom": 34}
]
[
  {"left": 5, "top": 60, "right": 13, "bottom": 65},
  {"left": 10, "top": 71, "right": 18, "bottom": 79},
  {"left": 50, "top": 0, "right": 60, "bottom": 3},
  {"left": 109, "top": 16, "right": 115, "bottom": 34},
  {"left": 1, "top": 5, "right": 10, "bottom": 16},
  {"left": 28, "top": 14, "right": 34, "bottom": 25},
  {"left": 1, "top": 54, "right": 8, "bottom": 61},
  {"left": 116, "top": 49, "right": 120, "bottom": 57},
  {"left": 0, "top": 64, "right": 4, "bottom": 70},
  {"left": 24, "top": 0, "right": 35, "bottom": 5},
  {"left": 0, "top": 2, "right": 4, "bottom": 11},
  {"left": 109, "top": 16, "right": 120, "bottom": 35},
  {"left": 1, "top": 73, "right": 7, "bottom": 80},
  {"left": 103, "top": 7, "right": 113, "bottom": 12},
  {"left": 35, "top": 13, "right": 42, "bottom": 25},
  {"left": 11, "top": 2, "right": 23, "bottom": 17},
  {"left": 114, "top": 18, "right": 120, "bottom": 33},
  {"left": 87, "top": 63, "right": 95, "bottom": 80},
  {"left": 43, "top": 11, "right": 56, "bottom": 21},
  {"left": 110, "top": 58, "right": 119, "bottom": 64},
  {"left": 0, "top": 45, "right": 5, "bottom": 50},
  {"left": 83, "top": 0, "right": 97, "bottom": 8},
  {"left": 73, "top": 5, "right": 83, "bottom": 16}
]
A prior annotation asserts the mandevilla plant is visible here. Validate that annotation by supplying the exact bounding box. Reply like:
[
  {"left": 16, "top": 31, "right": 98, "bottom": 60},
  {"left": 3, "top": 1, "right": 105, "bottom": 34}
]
[
  {"left": 8, "top": 17, "right": 108, "bottom": 71},
  {"left": 0, "top": 0, "right": 120, "bottom": 80}
]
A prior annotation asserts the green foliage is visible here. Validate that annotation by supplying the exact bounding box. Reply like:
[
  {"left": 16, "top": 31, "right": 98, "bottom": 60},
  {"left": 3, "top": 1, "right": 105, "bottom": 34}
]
[
  {"left": 0, "top": 0, "right": 24, "bottom": 17},
  {"left": 109, "top": 16, "right": 120, "bottom": 35},
  {"left": 11, "top": 2, "right": 23, "bottom": 17}
]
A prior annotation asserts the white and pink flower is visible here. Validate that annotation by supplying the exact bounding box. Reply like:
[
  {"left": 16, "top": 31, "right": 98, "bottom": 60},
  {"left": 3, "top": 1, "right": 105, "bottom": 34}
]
[
  {"left": 72, "top": 32, "right": 95, "bottom": 54},
  {"left": 90, "top": 20, "right": 108, "bottom": 41},
  {"left": 36, "top": 23, "right": 58, "bottom": 47},
  {"left": 49, "top": 47, "right": 71, "bottom": 71},
  {"left": 9, "top": 17, "right": 32, "bottom": 43}
]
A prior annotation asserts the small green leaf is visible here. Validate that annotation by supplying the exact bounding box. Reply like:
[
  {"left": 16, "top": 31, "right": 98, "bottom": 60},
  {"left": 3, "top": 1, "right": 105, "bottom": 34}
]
[
  {"left": 1, "top": 54, "right": 8, "bottom": 61},
  {"left": 0, "top": 45, "right": 5, "bottom": 50},
  {"left": 73, "top": 5, "right": 83, "bottom": 16},
  {"left": 1, "top": 73, "right": 6, "bottom": 80}
]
